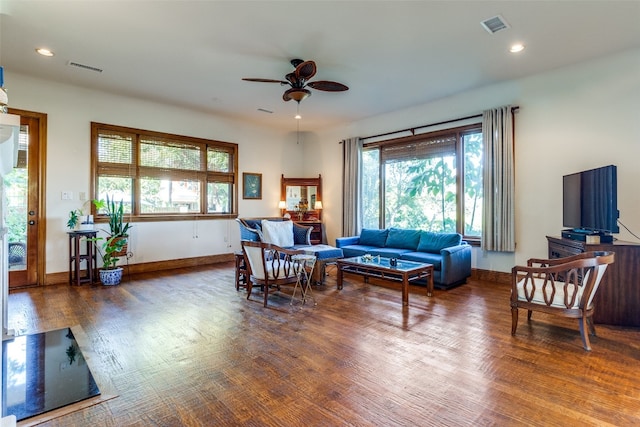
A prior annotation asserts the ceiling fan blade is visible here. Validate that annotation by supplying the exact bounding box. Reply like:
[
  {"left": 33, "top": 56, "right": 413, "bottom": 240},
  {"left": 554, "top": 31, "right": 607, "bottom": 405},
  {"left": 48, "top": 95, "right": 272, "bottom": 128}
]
[
  {"left": 295, "top": 61, "right": 317, "bottom": 80},
  {"left": 242, "top": 78, "right": 289, "bottom": 84},
  {"left": 307, "top": 80, "right": 349, "bottom": 92}
]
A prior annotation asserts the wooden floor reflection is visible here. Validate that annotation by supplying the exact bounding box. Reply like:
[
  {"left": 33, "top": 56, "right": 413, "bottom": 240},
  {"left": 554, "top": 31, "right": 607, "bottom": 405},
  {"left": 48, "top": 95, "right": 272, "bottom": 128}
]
[{"left": 7, "top": 262, "right": 640, "bottom": 426}]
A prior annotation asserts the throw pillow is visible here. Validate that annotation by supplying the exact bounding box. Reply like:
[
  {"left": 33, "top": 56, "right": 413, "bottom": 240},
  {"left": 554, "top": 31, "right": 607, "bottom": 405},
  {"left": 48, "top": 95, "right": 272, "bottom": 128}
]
[
  {"left": 293, "top": 223, "right": 311, "bottom": 245},
  {"left": 385, "top": 228, "right": 421, "bottom": 250},
  {"left": 359, "top": 228, "right": 389, "bottom": 247},
  {"left": 417, "top": 231, "right": 463, "bottom": 253},
  {"left": 261, "top": 220, "right": 294, "bottom": 248}
]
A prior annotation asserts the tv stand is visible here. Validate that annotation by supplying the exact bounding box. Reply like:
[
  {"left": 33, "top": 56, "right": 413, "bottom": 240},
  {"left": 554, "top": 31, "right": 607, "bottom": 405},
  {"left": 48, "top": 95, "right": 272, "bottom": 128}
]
[{"left": 547, "top": 236, "right": 640, "bottom": 326}]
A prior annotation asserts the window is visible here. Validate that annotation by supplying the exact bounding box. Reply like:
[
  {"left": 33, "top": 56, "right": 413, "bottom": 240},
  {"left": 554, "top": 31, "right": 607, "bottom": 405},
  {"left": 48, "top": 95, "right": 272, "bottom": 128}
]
[
  {"left": 362, "top": 124, "right": 482, "bottom": 239},
  {"left": 91, "top": 122, "right": 238, "bottom": 220}
]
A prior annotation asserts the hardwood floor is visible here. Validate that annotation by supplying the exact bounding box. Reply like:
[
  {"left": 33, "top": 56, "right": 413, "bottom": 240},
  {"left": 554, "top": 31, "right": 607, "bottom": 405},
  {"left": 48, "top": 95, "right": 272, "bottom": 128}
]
[{"left": 6, "top": 262, "right": 640, "bottom": 426}]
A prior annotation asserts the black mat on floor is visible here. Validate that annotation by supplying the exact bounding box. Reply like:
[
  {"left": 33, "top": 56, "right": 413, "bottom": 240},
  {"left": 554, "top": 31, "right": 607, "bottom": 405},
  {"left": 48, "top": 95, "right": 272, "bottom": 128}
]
[{"left": 2, "top": 328, "right": 100, "bottom": 422}]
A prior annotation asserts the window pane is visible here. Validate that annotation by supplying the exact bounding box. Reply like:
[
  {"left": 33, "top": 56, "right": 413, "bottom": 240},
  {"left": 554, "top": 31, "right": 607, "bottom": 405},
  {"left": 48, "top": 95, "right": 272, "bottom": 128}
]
[
  {"left": 362, "top": 149, "right": 380, "bottom": 229},
  {"left": 97, "top": 176, "right": 133, "bottom": 213},
  {"left": 208, "top": 147, "right": 231, "bottom": 172},
  {"left": 140, "top": 178, "right": 201, "bottom": 213},
  {"left": 207, "top": 182, "right": 232, "bottom": 213},
  {"left": 140, "top": 139, "right": 201, "bottom": 171},
  {"left": 385, "top": 156, "right": 456, "bottom": 232},
  {"left": 463, "top": 132, "right": 483, "bottom": 236},
  {"left": 98, "top": 133, "right": 133, "bottom": 164}
]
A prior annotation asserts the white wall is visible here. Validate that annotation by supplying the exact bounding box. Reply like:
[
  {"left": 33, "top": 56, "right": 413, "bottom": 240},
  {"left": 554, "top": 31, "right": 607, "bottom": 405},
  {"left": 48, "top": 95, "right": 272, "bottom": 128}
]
[
  {"left": 7, "top": 73, "right": 308, "bottom": 275},
  {"left": 6, "top": 48, "right": 640, "bottom": 276},
  {"left": 315, "top": 48, "right": 640, "bottom": 272}
]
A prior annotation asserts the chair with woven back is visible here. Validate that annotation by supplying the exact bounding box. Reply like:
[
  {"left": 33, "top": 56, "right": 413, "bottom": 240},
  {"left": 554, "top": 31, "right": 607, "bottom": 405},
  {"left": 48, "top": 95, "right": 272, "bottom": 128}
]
[
  {"left": 241, "top": 240, "right": 306, "bottom": 307},
  {"left": 511, "top": 250, "right": 615, "bottom": 351}
]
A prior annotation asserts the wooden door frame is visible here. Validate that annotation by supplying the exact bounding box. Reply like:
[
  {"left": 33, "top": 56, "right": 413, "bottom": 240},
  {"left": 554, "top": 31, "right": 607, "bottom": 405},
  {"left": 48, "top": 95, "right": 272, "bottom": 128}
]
[{"left": 8, "top": 108, "right": 47, "bottom": 287}]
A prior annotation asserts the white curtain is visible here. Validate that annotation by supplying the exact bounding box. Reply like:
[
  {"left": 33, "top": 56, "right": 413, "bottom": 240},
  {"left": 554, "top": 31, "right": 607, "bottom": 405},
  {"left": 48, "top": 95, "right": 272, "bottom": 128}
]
[
  {"left": 481, "top": 106, "right": 515, "bottom": 252},
  {"left": 342, "top": 137, "right": 363, "bottom": 236}
]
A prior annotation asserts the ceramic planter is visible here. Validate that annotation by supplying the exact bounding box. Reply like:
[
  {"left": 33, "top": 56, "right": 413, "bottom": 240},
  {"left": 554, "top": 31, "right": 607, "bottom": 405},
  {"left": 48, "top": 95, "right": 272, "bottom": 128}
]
[{"left": 99, "top": 267, "right": 123, "bottom": 286}]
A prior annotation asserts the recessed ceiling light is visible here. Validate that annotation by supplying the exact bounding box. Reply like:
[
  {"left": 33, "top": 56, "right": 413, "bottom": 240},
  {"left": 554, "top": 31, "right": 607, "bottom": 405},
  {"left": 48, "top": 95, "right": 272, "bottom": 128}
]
[
  {"left": 36, "top": 48, "right": 54, "bottom": 57},
  {"left": 294, "top": 114, "right": 302, "bottom": 120},
  {"left": 509, "top": 43, "right": 525, "bottom": 53}
]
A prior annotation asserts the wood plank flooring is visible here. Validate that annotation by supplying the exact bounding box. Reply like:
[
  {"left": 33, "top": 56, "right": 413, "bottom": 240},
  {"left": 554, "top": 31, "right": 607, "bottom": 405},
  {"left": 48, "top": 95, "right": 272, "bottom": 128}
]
[{"left": 6, "top": 262, "right": 640, "bottom": 426}]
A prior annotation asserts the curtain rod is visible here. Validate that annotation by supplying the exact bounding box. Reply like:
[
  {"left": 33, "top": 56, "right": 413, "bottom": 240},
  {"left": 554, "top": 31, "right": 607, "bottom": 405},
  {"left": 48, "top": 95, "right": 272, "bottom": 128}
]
[{"left": 360, "top": 106, "right": 519, "bottom": 142}]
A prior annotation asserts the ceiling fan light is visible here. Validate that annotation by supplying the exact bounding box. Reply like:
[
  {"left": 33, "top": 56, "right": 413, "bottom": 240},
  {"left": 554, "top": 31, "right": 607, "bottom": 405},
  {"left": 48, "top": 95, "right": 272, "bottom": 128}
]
[{"left": 283, "top": 88, "right": 311, "bottom": 103}]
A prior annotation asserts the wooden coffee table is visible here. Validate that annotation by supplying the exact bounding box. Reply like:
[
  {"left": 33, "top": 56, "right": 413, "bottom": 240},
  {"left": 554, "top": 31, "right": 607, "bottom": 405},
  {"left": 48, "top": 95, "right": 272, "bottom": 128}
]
[{"left": 336, "top": 256, "right": 434, "bottom": 306}]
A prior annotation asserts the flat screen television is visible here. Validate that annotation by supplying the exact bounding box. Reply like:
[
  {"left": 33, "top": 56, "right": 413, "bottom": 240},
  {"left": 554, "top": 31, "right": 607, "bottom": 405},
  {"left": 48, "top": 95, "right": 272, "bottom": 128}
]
[{"left": 563, "top": 165, "right": 619, "bottom": 234}]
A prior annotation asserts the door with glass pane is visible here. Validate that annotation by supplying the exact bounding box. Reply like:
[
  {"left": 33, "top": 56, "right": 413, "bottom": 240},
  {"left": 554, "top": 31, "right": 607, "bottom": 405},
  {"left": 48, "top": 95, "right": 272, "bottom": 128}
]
[{"left": 6, "top": 112, "right": 42, "bottom": 288}]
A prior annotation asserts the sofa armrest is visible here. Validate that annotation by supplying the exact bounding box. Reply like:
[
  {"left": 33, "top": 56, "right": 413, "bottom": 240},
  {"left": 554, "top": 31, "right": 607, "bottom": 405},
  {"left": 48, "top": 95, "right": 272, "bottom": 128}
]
[
  {"left": 236, "top": 218, "right": 262, "bottom": 242},
  {"left": 441, "top": 244, "right": 469, "bottom": 256},
  {"left": 439, "top": 244, "right": 472, "bottom": 286},
  {"left": 336, "top": 236, "right": 360, "bottom": 248}
]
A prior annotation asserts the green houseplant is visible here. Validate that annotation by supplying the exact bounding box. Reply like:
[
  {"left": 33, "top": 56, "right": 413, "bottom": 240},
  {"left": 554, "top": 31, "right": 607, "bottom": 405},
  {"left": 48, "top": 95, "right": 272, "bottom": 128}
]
[
  {"left": 89, "top": 235, "right": 127, "bottom": 285},
  {"left": 93, "top": 195, "right": 131, "bottom": 238}
]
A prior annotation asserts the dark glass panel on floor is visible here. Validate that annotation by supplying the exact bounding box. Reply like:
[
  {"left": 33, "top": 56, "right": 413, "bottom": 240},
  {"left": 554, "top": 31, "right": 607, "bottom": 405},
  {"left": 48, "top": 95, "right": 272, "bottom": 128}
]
[{"left": 2, "top": 328, "right": 100, "bottom": 421}]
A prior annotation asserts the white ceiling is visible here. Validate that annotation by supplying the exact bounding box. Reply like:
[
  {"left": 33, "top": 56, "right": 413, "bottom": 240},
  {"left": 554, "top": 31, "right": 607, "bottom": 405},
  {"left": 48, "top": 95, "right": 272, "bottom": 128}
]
[{"left": 1, "top": 1, "right": 639, "bottom": 132}]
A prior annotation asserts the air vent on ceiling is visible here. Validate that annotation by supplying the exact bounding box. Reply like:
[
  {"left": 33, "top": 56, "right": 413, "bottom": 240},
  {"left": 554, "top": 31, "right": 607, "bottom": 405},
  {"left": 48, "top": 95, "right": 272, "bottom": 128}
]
[
  {"left": 257, "top": 108, "right": 273, "bottom": 114},
  {"left": 481, "top": 15, "right": 510, "bottom": 34},
  {"left": 67, "top": 61, "right": 103, "bottom": 73}
]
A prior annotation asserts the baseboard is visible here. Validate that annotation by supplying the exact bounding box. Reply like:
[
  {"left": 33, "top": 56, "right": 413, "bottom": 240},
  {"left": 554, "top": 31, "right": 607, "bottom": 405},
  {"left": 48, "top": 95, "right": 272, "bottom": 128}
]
[
  {"left": 471, "top": 268, "right": 511, "bottom": 285},
  {"left": 45, "top": 253, "right": 235, "bottom": 286}
]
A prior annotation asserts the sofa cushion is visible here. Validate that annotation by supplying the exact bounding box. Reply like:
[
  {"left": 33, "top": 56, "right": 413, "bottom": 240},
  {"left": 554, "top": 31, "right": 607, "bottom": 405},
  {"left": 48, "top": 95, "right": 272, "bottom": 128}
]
[
  {"left": 261, "top": 220, "right": 294, "bottom": 248},
  {"left": 359, "top": 228, "right": 389, "bottom": 247},
  {"left": 385, "top": 228, "right": 421, "bottom": 250},
  {"left": 399, "top": 251, "right": 442, "bottom": 270},
  {"left": 340, "top": 245, "right": 381, "bottom": 258},
  {"left": 367, "top": 247, "right": 414, "bottom": 258},
  {"left": 417, "top": 231, "right": 462, "bottom": 253}
]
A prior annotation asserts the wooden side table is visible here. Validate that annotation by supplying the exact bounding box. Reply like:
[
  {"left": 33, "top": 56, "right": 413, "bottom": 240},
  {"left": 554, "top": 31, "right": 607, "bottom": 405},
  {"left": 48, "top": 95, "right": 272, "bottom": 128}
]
[{"left": 68, "top": 230, "right": 98, "bottom": 286}]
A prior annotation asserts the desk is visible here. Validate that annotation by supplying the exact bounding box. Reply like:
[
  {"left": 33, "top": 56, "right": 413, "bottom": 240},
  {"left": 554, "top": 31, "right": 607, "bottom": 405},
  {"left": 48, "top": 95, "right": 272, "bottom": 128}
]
[{"left": 68, "top": 231, "right": 97, "bottom": 286}]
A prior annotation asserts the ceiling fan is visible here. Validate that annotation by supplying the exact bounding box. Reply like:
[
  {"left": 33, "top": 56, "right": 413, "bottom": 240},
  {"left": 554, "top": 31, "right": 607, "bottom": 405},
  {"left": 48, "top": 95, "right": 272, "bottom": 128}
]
[{"left": 242, "top": 59, "right": 349, "bottom": 103}]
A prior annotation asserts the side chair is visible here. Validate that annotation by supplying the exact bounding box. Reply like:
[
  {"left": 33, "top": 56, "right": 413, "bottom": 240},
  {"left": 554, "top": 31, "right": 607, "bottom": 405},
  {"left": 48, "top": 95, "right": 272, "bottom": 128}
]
[
  {"left": 510, "top": 250, "right": 615, "bottom": 351},
  {"left": 241, "top": 241, "right": 305, "bottom": 307}
]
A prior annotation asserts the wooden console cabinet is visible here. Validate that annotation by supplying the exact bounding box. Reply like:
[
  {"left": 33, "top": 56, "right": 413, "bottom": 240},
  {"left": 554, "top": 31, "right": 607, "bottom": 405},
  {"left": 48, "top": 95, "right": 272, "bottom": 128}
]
[
  {"left": 297, "top": 221, "right": 324, "bottom": 245},
  {"left": 547, "top": 236, "right": 640, "bottom": 326}
]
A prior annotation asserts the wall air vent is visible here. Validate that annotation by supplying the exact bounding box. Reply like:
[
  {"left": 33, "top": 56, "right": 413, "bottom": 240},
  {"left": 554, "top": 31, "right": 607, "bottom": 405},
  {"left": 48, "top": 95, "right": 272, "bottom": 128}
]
[
  {"left": 481, "top": 15, "right": 510, "bottom": 34},
  {"left": 67, "top": 61, "right": 103, "bottom": 73}
]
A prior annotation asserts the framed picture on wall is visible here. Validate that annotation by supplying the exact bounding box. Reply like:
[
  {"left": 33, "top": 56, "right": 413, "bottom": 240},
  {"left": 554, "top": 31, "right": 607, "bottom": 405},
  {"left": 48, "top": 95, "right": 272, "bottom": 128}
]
[{"left": 243, "top": 172, "right": 262, "bottom": 199}]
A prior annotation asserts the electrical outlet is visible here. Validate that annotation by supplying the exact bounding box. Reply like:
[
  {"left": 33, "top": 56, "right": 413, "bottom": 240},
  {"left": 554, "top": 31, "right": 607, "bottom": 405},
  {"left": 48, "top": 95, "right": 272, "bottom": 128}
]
[{"left": 79, "top": 191, "right": 86, "bottom": 201}]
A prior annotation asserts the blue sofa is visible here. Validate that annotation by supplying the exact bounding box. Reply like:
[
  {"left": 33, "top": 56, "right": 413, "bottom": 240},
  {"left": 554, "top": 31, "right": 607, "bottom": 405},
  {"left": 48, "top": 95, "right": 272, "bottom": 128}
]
[{"left": 336, "top": 228, "right": 471, "bottom": 289}]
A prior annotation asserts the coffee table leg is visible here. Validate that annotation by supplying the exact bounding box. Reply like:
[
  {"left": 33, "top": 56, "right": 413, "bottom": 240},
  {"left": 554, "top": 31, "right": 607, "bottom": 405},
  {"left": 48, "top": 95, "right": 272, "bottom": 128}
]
[
  {"left": 337, "top": 265, "right": 344, "bottom": 290},
  {"left": 427, "top": 267, "right": 434, "bottom": 297},
  {"left": 402, "top": 274, "right": 409, "bottom": 306}
]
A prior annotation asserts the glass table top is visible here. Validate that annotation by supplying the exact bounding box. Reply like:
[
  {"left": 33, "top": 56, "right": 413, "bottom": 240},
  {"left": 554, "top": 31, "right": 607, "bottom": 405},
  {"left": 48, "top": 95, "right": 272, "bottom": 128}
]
[
  {"left": 2, "top": 328, "right": 100, "bottom": 421},
  {"left": 339, "top": 255, "right": 430, "bottom": 271}
]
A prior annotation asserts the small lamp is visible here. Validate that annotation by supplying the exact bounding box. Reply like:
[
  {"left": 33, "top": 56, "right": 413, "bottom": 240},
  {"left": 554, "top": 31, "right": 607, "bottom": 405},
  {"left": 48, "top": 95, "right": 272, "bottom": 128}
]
[
  {"left": 278, "top": 200, "right": 287, "bottom": 215},
  {"left": 314, "top": 201, "right": 323, "bottom": 210}
]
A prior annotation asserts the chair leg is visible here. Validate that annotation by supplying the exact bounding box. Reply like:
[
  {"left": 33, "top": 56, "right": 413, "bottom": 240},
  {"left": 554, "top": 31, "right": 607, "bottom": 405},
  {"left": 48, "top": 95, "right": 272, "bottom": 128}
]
[
  {"left": 587, "top": 316, "right": 597, "bottom": 336},
  {"left": 263, "top": 284, "right": 269, "bottom": 307},
  {"left": 246, "top": 279, "right": 253, "bottom": 300},
  {"left": 527, "top": 309, "right": 533, "bottom": 321},
  {"left": 579, "top": 316, "right": 592, "bottom": 351},
  {"left": 511, "top": 307, "right": 519, "bottom": 335}
]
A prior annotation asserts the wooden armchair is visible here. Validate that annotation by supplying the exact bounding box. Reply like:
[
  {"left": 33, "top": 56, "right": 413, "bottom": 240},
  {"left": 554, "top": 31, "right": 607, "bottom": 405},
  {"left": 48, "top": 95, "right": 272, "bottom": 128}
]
[
  {"left": 241, "top": 241, "right": 305, "bottom": 307},
  {"left": 510, "top": 250, "right": 615, "bottom": 350}
]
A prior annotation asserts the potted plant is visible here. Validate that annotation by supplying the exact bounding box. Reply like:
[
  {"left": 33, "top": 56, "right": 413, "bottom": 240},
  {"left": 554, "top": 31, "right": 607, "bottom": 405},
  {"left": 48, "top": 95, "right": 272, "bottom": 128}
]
[
  {"left": 93, "top": 195, "right": 131, "bottom": 256},
  {"left": 66, "top": 206, "right": 94, "bottom": 230},
  {"left": 90, "top": 235, "right": 127, "bottom": 285}
]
